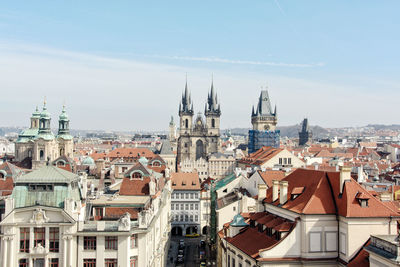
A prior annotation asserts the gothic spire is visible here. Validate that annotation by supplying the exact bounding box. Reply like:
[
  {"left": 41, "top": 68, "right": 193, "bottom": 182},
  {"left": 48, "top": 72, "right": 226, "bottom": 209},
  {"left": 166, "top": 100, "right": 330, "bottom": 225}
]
[
  {"left": 205, "top": 78, "right": 221, "bottom": 116},
  {"left": 179, "top": 78, "right": 194, "bottom": 115}
]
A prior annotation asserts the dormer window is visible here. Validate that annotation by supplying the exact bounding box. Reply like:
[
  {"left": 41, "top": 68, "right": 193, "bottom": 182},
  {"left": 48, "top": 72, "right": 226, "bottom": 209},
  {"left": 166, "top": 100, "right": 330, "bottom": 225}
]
[
  {"left": 131, "top": 172, "right": 142, "bottom": 179},
  {"left": 152, "top": 161, "right": 161, "bottom": 167},
  {"left": 356, "top": 192, "right": 370, "bottom": 207},
  {"left": 291, "top": 187, "right": 305, "bottom": 200}
]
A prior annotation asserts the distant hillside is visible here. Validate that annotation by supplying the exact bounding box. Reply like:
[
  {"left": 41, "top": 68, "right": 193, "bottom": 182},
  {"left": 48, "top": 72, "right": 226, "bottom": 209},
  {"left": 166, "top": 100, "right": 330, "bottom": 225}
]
[
  {"left": 366, "top": 124, "right": 400, "bottom": 131},
  {"left": 224, "top": 124, "right": 329, "bottom": 138}
]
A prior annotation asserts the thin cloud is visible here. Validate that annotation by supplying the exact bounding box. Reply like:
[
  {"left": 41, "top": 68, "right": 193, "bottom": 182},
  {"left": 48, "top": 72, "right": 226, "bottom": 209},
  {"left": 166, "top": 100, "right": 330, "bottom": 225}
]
[{"left": 150, "top": 55, "right": 325, "bottom": 68}]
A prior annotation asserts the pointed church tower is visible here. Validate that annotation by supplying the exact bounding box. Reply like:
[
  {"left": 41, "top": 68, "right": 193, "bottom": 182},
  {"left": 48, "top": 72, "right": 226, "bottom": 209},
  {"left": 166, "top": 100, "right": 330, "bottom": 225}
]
[
  {"left": 248, "top": 87, "right": 280, "bottom": 152},
  {"left": 179, "top": 79, "right": 194, "bottom": 135},
  {"left": 205, "top": 79, "right": 221, "bottom": 136},
  {"left": 30, "top": 106, "right": 40, "bottom": 129},
  {"left": 169, "top": 115, "right": 177, "bottom": 141}
]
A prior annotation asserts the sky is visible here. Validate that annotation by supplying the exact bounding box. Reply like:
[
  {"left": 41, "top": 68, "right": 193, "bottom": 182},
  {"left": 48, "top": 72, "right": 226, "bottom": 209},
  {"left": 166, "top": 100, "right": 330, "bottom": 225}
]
[{"left": 0, "top": 1, "right": 399, "bottom": 131}]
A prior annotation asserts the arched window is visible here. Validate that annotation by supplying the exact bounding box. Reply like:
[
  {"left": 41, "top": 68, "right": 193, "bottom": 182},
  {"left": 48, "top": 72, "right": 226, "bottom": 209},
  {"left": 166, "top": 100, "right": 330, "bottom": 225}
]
[
  {"left": 40, "top": 150, "right": 44, "bottom": 160},
  {"left": 185, "top": 119, "right": 188, "bottom": 128},
  {"left": 28, "top": 149, "right": 32, "bottom": 158},
  {"left": 132, "top": 172, "right": 142, "bottom": 179},
  {"left": 0, "top": 173, "right": 4, "bottom": 179},
  {"left": 153, "top": 161, "right": 161, "bottom": 167},
  {"left": 57, "top": 161, "right": 65, "bottom": 167},
  {"left": 211, "top": 118, "right": 215, "bottom": 128}
]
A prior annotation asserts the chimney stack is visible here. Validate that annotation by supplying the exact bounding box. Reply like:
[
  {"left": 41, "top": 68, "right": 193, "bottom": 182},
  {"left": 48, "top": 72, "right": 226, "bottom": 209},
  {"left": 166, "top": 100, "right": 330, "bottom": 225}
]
[
  {"left": 339, "top": 166, "right": 352, "bottom": 194},
  {"left": 280, "top": 181, "right": 288, "bottom": 205},
  {"left": 272, "top": 180, "right": 280, "bottom": 202},
  {"left": 258, "top": 184, "right": 267, "bottom": 201}
]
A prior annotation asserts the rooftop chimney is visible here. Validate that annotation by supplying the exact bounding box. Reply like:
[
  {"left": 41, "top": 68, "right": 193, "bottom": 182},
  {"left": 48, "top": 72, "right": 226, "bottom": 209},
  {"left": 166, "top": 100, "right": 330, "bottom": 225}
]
[
  {"left": 339, "top": 166, "right": 352, "bottom": 194},
  {"left": 258, "top": 184, "right": 267, "bottom": 201},
  {"left": 272, "top": 180, "right": 280, "bottom": 202},
  {"left": 280, "top": 181, "right": 288, "bottom": 205}
]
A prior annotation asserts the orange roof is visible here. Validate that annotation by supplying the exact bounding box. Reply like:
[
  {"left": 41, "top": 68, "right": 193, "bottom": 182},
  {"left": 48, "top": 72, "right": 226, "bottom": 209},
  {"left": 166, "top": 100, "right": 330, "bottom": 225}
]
[
  {"left": 239, "top": 146, "right": 283, "bottom": 166},
  {"left": 119, "top": 177, "right": 150, "bottom": 196},
  {"left": 104, "top": 207, "right": 139, "bottom": 219},
  {"left": 258, "top": 170, "right": 285, "bottom": 187},
  {"left": 171, "top": 172, "right": 200, "bottom": 190},
  {"left": 108, "top": 148, "right": 155, "bottom": 159},
  {"left": 264, "top": 168, "right": 400, "bottom": 218}
]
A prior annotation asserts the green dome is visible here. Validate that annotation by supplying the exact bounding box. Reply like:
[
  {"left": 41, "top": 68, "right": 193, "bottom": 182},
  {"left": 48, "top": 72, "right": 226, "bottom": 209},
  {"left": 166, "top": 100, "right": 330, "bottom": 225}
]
[
  {"left": 59, "top": 105, "right": 69, "bottom": 121},
  {"left": 82, "top": 156, "right": 95, "bottom": 166},
  {"left": 138, "top": 156, "right": 148, "bottom": 166},
  {"left": 230, "top": 214, "right": 248, "bottom": 227},
  {"left": 40, "top": 104, "right": 51, "bottom": 119},
  {"left": 32, "top": 106, "right": 41, "bottom": 118}
]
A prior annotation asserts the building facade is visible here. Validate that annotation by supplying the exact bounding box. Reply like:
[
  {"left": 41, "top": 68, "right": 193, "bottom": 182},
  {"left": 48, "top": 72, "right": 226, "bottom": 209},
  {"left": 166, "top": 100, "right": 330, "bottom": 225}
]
[
  {"left": 170, "top": 172, "right": 201, "bottom": 236},
  {"left": 248, "top": 90, "right": 280, "bottom": 153}
]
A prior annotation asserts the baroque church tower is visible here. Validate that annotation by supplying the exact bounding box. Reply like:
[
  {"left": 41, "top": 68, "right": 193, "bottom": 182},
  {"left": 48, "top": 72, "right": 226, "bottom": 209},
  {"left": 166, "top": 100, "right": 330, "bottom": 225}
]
[
  {"left": 15, "top": 101, "right": 74, "bottom": 169},
  {"left": 177, "top": 80, "right": 221, "bottom": 164}
]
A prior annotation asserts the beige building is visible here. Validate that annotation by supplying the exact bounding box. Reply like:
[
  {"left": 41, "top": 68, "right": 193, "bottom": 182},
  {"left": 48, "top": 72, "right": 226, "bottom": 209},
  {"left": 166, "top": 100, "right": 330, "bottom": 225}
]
[
  {"left": 218, "top": 167, "right": 400, "bottom": 266},
  {"left": 238, "top": 146, "right": 305, "bottom": 170},
  {"left": 0, "top": 158, "right": 172, "bottom": 267},
  {"left": 15, "top": 103, "right": 73, "bottom": 170}
]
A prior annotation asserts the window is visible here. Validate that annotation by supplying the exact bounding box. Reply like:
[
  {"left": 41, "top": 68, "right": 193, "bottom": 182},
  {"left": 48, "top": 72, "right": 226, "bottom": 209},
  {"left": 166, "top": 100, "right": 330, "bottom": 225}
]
[
  {"left": 132, "top": 172, "right": 142, "bottom": 179},
  {"left": 190, "top": 215, "right": 193, "bottom": 221},
  {"left": 186, "top": 193, "right": 189, "bottom": 198},
  {"left": 20, "top": 228, "right": 30, "bottom": 252},
  {"left": 84, "top": 236, "right": 96, "bottom": 250},
  {"left": 105, "top": 259, "right": 117, "bottom": 267},
  {"left": 34, "top": 227, "right": 45, "bottom": 247},
  {"left": 175, "top": 214, "right": 179, "bottom": 221},
  {"left": 190, "top": 193, "right": 194, "bottom": 199},
  {"left": 185, "top": 204, "right": 189, "bottom": 210},
  {"left": 180, "top": 215, "right": 184, "bottom": 221},
  {"left": 171, "top": 204, "right": 175, "bottom": 210},
  {"left": 172, "top": 193, "right": 175, "bottom": 199},
  {"left": 40, "top": 150, "right": 44, "bottom": 160},
  {"left": 49, "top": 259, "right": 59, "bottom": 267},
  {"left": 105, "top": 236, "right": 118, "bottom": 250},
  {"left": 49, "top": 227, "right": 59, "bottom": 252},
  {"left": 195, "top": 204, "right": 198, "bottom": 210},
  {"left": 130, "top": 257, "right": 137, "bottom": 267},
  {"left": 228, "top": 255, "right": 231, "bottom": 267},
  {"left": 279, "top": 158, "right": 282, "bottom": 165},
  {"left": 181, "top": 204, "right": 184, "bottom": 210},
  {"left": 130, "top": 234, "right": 137, "bottom": 248},
  {"left": 185, "top": 119, "right": 188, "bottom": 128},
  {"left": 283, "top": 158, "right": 287, "bottom": 165},
  {"left": 195, "top": 215, "right": 198, "bottom": 221},
  {"left": 19, "top": 259, "right": 28, "bottom": 267},
  {"left": 212, "top": 119, "right": 215, "bottom": 128},
  {"left": 185, "top": 215, "right": 188, "bottom": 221},
  {"left": 288, "top": 158, "right": 292, "bottom": 165},
  {"left": 232, "top": 258, "right": 236, "bottom": 267},
  {"left": 190, "top": 204, "right": 193, "bottom": 210},
  {"left": 83, "top": 259, "right": 96, "bottom": 267},
  {"left": 181, "top": 193, "right": 184, "bottom": 199}
]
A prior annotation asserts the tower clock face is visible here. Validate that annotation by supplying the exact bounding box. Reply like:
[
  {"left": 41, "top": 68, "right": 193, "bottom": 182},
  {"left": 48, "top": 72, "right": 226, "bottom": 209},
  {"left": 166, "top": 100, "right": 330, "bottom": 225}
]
[{"left": 264, "top": 125, "right": 270, "bottom": 130}]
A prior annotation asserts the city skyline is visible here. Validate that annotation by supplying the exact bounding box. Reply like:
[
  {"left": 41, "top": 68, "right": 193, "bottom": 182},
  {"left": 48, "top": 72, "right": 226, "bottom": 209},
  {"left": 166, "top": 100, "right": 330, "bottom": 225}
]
[{"left": 1, "top": 1, "right": 399, "bottom": 131}]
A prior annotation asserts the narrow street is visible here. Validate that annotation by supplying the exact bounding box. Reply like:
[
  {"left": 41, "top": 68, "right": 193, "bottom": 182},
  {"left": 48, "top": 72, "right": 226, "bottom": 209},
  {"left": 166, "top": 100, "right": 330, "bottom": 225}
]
[{"left": 167, "top": 236, "right": 207, "bottom": 267}]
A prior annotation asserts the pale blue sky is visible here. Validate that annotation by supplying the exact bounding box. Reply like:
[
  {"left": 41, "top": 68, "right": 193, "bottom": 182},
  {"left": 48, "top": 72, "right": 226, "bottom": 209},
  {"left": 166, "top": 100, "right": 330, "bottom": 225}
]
[{"left": 0, "top": 1, "right": 399, "bottom": 131}]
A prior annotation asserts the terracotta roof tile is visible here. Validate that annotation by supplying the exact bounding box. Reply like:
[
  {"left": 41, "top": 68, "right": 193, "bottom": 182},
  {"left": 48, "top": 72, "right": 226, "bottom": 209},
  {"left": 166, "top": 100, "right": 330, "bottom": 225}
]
[{"left": 171, "top": 172, "right": 200, "bottom": 190}]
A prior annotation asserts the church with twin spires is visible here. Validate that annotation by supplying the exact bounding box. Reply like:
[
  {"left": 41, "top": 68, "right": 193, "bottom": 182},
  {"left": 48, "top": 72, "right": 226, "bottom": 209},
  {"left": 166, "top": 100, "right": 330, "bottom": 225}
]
[
  {"left": 177, "top": 80, "right": 221, "bottom": 164},
  {"left": 15, "top": 101, "right": 74, "bottom": 169}
]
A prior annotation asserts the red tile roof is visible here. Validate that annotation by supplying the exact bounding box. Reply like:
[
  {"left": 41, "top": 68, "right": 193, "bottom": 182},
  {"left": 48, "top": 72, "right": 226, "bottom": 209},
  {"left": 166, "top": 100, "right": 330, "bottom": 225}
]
[
  {"left": 108, "top": 148, "right": 155, "bottom": 160},
  {"left": 258, "top": 170, "right": 285, "bottom": 187},
  {"left": 239, "top": 146, "right": 283, "bottom": 166},
  {"left": 171, "top": 172, "right": 200, "bottom": 190},
  {"left": 104, "top": 207, "right": 139, "bottom": 219},
  {"left": 263, "top": 168, "right": 400, "bottom": 217},
  {"left": 119, "top": 177, "right": 151, "bottom": 196}
]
